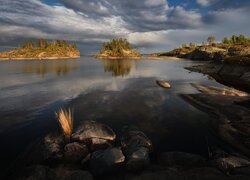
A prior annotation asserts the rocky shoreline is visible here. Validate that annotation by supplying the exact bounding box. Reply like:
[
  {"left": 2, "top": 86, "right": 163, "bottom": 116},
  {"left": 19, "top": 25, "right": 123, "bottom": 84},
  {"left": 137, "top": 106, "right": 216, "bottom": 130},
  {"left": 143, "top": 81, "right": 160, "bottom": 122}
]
[
  {"left": 6, "top": 116, "right": 250, "bottom": 180},
  {"left": 186, "top": 63, "right": 250, "bottom": 93},
  {"left": 157, "top": 44, "right": 250, "bottom": 64}
]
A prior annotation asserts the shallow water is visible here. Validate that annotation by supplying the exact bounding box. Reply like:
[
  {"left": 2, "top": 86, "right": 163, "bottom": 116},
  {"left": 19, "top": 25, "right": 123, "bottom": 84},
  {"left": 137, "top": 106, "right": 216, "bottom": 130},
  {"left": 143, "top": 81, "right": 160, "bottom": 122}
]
[{"left": 0, "top": 57, "right": 226, "bottom": 175}]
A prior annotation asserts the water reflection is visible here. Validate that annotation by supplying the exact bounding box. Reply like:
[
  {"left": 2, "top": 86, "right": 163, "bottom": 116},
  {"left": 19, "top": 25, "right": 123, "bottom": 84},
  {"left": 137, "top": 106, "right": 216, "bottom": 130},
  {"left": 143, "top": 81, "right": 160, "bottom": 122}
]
[
  {"left": 22, "top": 60, "right": 79, "bottom": 76},
  {"left": 102, "top": 59, "right": 134, "bottom": 77}
]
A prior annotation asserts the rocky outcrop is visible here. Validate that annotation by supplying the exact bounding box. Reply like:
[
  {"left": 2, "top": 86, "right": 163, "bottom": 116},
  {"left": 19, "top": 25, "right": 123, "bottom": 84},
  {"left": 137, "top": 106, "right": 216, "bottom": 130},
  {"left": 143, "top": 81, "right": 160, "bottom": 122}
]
[
  {"left": 186, "top": 63, "right": 250, "bottom": 93},
  {"left": 159, "top": 44, "right": 250, "bottom": 63},
  {"left": 181, "top": 84, "right": 250, "bottom": 158}
]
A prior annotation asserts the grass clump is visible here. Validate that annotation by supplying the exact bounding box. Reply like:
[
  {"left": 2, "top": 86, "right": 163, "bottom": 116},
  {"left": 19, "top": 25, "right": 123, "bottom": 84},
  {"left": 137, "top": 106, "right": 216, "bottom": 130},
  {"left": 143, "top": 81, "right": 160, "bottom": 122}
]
[{"left": 56, "top": 108, "right": 74, "bottom": 141}]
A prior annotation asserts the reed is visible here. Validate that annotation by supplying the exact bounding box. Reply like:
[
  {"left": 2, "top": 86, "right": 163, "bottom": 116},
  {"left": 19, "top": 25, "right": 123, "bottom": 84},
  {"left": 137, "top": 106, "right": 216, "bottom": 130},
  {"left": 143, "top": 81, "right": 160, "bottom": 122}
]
[{"left": 56, "top": 108, "right": 74, "bottom": 141}]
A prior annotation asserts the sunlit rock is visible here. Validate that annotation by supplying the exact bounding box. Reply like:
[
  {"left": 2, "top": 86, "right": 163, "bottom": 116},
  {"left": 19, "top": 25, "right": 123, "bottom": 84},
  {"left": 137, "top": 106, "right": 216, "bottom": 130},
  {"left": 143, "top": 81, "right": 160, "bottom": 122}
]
[
  {"left": 156, "top": 80, "right": 171, "bottom": 88},
  {"left": 71, "top": 121, "right": 116, "bottom": 142},
  {"left": 191, "top": 83, "right": 248, "bottom": 97}
]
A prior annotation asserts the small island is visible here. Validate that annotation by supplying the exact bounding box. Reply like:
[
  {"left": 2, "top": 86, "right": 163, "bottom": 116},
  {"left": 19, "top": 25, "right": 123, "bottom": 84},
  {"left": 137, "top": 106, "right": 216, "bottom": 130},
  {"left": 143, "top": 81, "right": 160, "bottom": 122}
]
[
  {"left": 0, "top": 39, "right": 80, "bottom": 60},
  {"left": 95, "top": 38, "right": 141, "bottom": 59}
]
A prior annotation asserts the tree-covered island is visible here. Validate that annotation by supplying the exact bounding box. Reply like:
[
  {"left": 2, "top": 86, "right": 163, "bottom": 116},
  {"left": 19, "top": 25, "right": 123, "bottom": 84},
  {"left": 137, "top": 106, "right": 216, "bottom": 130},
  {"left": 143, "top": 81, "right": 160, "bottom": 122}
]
[
  {"left": 0, "top": 39, "right": 80, "bottom": 60},
  {"left": 95, "top": 38, "right": 141, "bottom": 59}
]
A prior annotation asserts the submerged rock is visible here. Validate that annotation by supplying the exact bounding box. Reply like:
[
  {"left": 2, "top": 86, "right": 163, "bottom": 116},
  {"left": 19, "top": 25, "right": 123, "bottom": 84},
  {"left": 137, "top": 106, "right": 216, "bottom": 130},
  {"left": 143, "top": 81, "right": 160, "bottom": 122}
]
[
  {"left": 121, "top": 129, "right": 153, "bottom": 171},
  {"left": 90, "top": 147, "right": 125, "bottom": 175},
  {"left": 158, "top": 152, "right": 206, "bottom": 167},
  {"left": 191, "top": 83, "right": 248, "bottom": 97},
  {"left": 64, "top": 142, "right": 89, "bottom": 163},
  {"left": 212, "top": 156, "right": 250, "bottom": 173},
  {"left": 43, "top": 133, "right": 64, "bottom": 161},
  {"left": 71, "top": 121, "right": 116, "bottom": 143},
  {"left": 156, "top": 80, "right": 171, "bottom": 88}
]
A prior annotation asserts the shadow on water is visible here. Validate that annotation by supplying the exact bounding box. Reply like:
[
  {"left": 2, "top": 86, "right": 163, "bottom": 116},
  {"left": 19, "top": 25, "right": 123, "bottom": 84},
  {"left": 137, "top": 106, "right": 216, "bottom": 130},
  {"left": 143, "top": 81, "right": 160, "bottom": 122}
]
[
  {"left": 0, "top": 57, "right": 225, "bottom": 178},
  {"left": 67, "top": 77, "right": 212, "bottom": 157}
]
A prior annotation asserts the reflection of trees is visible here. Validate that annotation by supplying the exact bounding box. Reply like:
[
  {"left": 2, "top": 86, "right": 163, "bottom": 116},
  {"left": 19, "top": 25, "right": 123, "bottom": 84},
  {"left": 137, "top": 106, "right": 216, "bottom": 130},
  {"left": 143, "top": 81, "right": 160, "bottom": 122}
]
[
  {"left": 103, "top": 59, "right": 133, "bottom": 77},
  {"left": 22, "top": 60, "right": 78, "bottom": 77}
]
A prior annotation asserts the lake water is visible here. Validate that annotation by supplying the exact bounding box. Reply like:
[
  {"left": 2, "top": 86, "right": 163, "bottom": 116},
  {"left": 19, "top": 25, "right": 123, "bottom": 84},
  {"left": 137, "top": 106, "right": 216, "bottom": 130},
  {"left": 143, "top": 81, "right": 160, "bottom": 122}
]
[{"left": 0, "top": 57, "right": 225, "bottom": 176}]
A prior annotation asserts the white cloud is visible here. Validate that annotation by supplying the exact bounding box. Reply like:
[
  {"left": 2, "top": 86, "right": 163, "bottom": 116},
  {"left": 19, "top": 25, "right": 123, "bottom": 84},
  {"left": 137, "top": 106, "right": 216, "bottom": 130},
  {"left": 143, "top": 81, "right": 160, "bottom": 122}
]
[
  {"left": 196, "top": 0, "right": 219, "bottom": 6},
  {"left": 0, "top": 0, "right": 250, "bottom": 54},
  {"left": 0, "top": 0, "right": 130, "bottom": 43}
]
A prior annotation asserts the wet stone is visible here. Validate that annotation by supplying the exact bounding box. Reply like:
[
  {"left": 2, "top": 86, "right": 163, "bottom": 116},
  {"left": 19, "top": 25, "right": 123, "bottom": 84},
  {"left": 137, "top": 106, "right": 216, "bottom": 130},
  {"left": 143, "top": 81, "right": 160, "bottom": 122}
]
[
  {"left": 64, "top": 142, "right": 89, "bottom": 163},
  {"left": 90, "top": 147, "right": 125, "bottom": 175},
  {"left": 90, "top": 137, "right": 113, "bottom": 152},
  {"left": 43, "top": 133, "right": 64, "bottom": 161},
  {"left": 121, "top": 129, "right": 153, "bottom": 171}
]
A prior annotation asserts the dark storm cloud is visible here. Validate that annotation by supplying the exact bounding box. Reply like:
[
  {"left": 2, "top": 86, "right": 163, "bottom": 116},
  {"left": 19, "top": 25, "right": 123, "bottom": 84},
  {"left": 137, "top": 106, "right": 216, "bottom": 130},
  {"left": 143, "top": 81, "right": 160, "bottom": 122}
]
[
  {"left": 0, "top": 0, "right": 250, "bottom": 53},
  {"left": 0, "top": 0, "right": 128, "bottom": 43},
  {"left": 59, "top": 0, "right": 202, "bottom": 32}
]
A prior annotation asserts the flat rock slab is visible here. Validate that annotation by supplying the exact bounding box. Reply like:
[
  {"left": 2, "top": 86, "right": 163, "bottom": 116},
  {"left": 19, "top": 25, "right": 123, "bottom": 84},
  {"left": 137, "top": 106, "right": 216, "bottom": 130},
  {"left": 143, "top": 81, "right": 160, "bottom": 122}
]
[{"left": 181, "top": 84, "right": 250, "bottom": 158}]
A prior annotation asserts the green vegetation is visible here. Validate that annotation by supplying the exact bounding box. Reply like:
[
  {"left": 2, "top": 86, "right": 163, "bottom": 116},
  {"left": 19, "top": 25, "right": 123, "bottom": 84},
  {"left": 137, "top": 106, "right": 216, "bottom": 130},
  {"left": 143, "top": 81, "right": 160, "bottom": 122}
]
[
  {"left": 221, "top": 34, "right": 250, "bottom": 45},
  {"left": 207, "top": 36, "right": 216, "bottom": 45},
  {"left": 101, "top": 38, "right": 131, "bottom": 53},
  {"left": 21, "top": 39, "right": 78, "bottom": 50},
  {"left": 97, "top": 38, "right": 140, "bottom": 58},
  {"left": 0, "top": 39, "right": 80, "bottom": 60}
]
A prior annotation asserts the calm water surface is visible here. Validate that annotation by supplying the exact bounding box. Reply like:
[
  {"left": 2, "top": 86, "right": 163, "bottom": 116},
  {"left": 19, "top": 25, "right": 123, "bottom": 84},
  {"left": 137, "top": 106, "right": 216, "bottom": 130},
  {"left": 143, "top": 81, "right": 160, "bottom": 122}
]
[{"left": 0, "top": 57, "right": 226, "bottom": 174}]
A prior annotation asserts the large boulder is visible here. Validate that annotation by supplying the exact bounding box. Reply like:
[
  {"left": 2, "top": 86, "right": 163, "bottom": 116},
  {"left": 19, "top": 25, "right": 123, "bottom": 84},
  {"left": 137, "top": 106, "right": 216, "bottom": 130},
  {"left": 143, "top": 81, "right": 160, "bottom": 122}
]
[
  {"left": 121, "top": 129, "right": 153, "bottom": 171},
  {"left": 43, "top": 133, "right": 64, "bottom": 161},
  {"left": 158, "top": 152, "right": 206, "bottom": 167},
  {"left": 90, "top": 147, "right": 125, "bottom": 175},
  {"left": 71, "top": 121, "right": 116, "bottom": 143},
  {"left": 64, "top": 142, "right": 89, "bottom": 163}
]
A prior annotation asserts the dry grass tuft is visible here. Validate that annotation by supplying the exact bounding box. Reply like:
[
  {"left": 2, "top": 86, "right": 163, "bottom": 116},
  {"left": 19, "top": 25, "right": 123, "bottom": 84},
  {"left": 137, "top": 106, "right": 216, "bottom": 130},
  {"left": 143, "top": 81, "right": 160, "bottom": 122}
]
[{"left": 56, "top": 108, "right": 74, "bottom": 138}]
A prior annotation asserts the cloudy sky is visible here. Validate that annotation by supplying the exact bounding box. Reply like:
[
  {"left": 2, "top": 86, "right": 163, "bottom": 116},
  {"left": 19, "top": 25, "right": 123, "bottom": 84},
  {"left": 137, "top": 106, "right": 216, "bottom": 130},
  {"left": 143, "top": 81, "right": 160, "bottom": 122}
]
[{"left": 0, "top": 0, "right": 250, "bottom": 54}]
